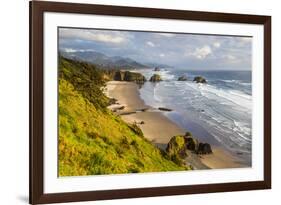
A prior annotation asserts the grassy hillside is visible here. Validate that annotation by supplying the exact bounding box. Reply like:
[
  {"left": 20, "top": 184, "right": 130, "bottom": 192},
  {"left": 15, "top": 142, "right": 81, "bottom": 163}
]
[{"left": 58, "top": 57, "right": 189, "bottom": 176}]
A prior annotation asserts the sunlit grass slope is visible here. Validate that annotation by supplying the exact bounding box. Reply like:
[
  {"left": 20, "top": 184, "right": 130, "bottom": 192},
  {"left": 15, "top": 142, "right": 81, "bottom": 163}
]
[{"left": 58, "top": 57, "right": 189, "bottom": 176}]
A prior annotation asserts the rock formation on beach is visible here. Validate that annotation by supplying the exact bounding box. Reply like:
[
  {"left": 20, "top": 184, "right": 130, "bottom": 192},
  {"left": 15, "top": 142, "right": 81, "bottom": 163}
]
[
  {"left": 197, "top": 142, "right": 212, "bottom": 154},
  {"left": 166, "top": 132, "right": 212, "bottom": 159},
  {"left": 113, "top": 71, "right": 125, "bottom": 81},
  {"left": 193, "top": 76, "right": 207, "bottom": 83},
  {"left": 178, "top": 75, "right": 188, "bottom": 81},
  {"left": 154, "top": 67, "right": 160, "bottom": 71},
  {"left": 150, "top": 74, "right": 162, "bottom": 82},
  {"left": 124, "top": 71, "right": 146, "bottom": 84},
  {"left": 113, "top": 70, "right": 146, "bottom": 84}
]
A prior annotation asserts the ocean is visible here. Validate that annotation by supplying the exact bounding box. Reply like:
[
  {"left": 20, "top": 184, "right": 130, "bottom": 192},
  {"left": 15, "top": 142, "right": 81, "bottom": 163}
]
[{"left": 137, "top": 69, "right": 252, "bottom": 165}]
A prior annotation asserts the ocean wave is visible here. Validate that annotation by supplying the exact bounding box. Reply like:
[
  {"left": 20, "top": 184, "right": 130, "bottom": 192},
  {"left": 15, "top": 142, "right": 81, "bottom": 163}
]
[
  {"left": 138, "top": 69, "right": 176, "bottom": 81},
  {"left": 218, "top": 79, "right": 251, "bottom": 84},
  {"left": 196, "top": 83, "right": 252, "bottom": 110},
  {"left": 138, "top": 70, "right": 252, "bottom": 154},
  {"left": 157, "top": 70, "right": 175, "bottom": 81},
  {"left": 240, "top": 82, "right": 252, "bottom": 86}
]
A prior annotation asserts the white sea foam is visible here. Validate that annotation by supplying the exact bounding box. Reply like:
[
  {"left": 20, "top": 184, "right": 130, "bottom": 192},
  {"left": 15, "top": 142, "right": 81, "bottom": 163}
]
[
  {"left": 157, "top": 70, "right": 175, "bottom": 81},
  {"left": 199, "top": 84, "right": 251, "bottom": 109}
]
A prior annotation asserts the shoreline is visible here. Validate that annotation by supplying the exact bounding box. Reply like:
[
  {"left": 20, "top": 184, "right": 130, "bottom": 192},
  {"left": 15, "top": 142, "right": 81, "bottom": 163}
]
[{"left": 105, "top": 81, "right": 248, "bottom": 169}]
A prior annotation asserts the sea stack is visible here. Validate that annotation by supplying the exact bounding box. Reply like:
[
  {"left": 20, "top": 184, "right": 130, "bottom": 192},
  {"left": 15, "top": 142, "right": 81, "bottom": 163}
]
[
  {"left": 193, "top": 76, "right": 207, "bottom": 83},
  {"left": 113, "top": 70, "right": 146, "bottom": 84},
  {"left": 149, "top": 74, "right": 162, "bottom": 82},
  {"left": 178, "top": 75, "right": 188, "bottom": 81},
  {"left": 123, "top": 71, "right": 146, "bottom": 84}
]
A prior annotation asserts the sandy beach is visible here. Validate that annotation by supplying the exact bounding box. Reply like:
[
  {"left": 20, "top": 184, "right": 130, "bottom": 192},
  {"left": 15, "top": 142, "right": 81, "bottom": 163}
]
[
  {"left": 106, "top": 81, "right": 185, "bottom": 145},
  {"left": 105, "top": 81, "right": 247, "bottom": 170}
]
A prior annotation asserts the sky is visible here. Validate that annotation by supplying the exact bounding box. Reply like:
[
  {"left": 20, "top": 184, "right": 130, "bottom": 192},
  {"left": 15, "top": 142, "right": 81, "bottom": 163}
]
[{"left": 59, "top": 27, "right": 252, "bottom": 70}]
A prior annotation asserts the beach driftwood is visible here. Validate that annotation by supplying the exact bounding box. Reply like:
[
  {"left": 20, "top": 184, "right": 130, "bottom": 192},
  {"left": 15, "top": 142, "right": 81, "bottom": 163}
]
[
  {"left": 158, "top": 107, "right": 173, "bottom": 112},
  {"left": 136, "top": 108, "right": 149, "bottom": 112}
]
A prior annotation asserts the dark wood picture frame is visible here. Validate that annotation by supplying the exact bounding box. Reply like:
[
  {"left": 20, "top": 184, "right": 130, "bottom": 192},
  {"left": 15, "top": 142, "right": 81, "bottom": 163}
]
[{"left": 30, "top": 1, "right": 271, "bottom": 204}]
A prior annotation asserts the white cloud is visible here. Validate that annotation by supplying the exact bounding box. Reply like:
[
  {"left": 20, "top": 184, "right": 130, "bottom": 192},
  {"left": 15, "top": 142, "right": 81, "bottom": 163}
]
[
  {"left": 187, "top": 45, "right": 212, "bottom": 60},
  {"left": 159, "top": 53, "right": 165, "bottom": 57},
  {"left": 222, "top": 54, "right": 244, "bottom": 65},
  {"left": 146, "top": 41, "right": 155, "bottom": 47},
  {"left": 213, "top": 42, "right": 221, "bottom": 48},
  {"left": 225, "top": 54, "right": 236, "bottom": 60},
  {"left": 59, "top": 29, "right": 125, "bottom": 44}
]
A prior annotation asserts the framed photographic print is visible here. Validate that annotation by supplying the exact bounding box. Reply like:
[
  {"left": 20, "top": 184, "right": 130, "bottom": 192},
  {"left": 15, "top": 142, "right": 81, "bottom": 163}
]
[{"left": 29, "top": 1, "right": 271, "bottom": 204}]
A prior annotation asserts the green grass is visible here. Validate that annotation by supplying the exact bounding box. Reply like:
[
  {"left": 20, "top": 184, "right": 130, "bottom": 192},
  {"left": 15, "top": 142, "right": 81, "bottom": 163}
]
[{"left": 58, "top": 57, "right": 189, "bottom": 176}]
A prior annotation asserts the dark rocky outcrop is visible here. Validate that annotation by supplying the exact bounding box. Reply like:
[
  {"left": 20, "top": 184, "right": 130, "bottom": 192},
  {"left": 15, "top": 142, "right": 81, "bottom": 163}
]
[
  {"left": 154, "top": 67, "right": 160, "bottom": 71},
  {"left": 113, "top": 71, "right": 146, "bottom": 84},
  {"left": 184, "top": 136, "right": 199, "bottom": 151},
  {"left": 108, "top": 98, "right": 118, "bottom": 105},
  {"left": 113, "top": 71, "right": 125, "bottom": 81},
  {"left": 123, "top": 71, "right": 146, "bottom": 84},
  {"left": 166, "top": 135, "right": 187, "bottom": 158},
  {"left": 178, "top": 75, "right": 188, "bottom": 81},
  {"left": 150, "top": 74, "right": 162, "bottom": 82},
  {"left": 197, "top": 143, "right": 212, "bottom": 154},
  {"left": 166, "top": 132, "right": 212, "bottom": 159},
  {"left": 193, "top": 76, "right": 207, "bottom": 83}
]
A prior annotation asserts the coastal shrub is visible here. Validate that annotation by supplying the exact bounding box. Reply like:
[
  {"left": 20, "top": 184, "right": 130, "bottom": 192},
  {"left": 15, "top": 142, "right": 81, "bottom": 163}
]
[
  {"left": 170, "top": 154, "right": 185, "bottom": 166},
  {"left": 59, "top": 57, "right": 109, "bottom": 111},
  {"left": 128, "top": 123, "right": 144, "bottom": 137}
]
